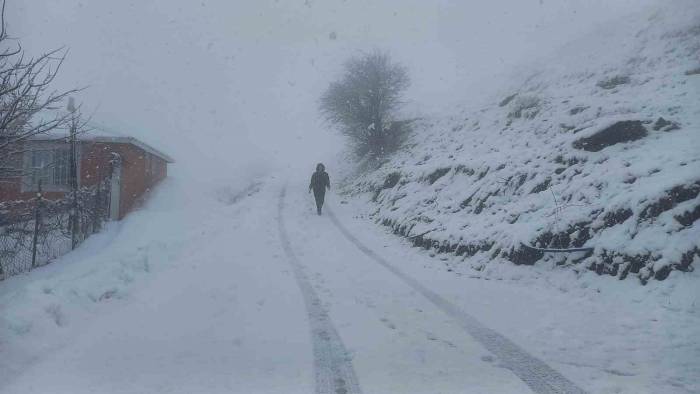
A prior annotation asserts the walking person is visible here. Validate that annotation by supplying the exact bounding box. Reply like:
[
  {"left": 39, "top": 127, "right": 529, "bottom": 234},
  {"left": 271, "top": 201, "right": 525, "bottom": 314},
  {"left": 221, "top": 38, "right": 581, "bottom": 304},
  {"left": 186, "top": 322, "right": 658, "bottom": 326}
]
[{"left": 309, "top": 163, "right": 331, "bottom": 215}]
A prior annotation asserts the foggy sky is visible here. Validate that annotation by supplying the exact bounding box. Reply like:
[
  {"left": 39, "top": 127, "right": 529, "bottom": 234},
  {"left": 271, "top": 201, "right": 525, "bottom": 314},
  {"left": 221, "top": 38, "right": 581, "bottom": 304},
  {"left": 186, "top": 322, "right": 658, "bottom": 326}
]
[{"left": 8, "top": 0, "right": 661, "bottom": 184}]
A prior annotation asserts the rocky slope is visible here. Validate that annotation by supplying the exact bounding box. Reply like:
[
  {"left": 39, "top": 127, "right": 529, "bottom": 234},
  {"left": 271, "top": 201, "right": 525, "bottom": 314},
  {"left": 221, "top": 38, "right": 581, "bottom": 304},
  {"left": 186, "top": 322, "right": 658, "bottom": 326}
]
[{"left": 346, "top": 3, "right": 700, "bottom": 283}]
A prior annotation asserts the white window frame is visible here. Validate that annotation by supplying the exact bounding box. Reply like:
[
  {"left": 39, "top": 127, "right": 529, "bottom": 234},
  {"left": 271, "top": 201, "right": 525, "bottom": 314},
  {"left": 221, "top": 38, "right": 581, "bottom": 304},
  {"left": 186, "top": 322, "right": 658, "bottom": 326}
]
[{"left": 21, "top": 142, "right": 79, "bottom": 193}]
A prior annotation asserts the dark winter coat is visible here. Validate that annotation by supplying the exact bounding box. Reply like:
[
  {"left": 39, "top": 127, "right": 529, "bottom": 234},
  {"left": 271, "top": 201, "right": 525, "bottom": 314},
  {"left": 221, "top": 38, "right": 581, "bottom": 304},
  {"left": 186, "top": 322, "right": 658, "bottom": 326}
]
[{"left": 309, "top": 171, "right": 330, "bottom": 194}]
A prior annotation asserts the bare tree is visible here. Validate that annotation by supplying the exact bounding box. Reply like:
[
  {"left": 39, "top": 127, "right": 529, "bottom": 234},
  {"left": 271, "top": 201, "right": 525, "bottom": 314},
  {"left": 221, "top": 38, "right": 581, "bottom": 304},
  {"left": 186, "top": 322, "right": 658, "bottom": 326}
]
[
  {"left": 320, "top": 51, "right": 410, "bottom": 158},
  {"left": 0, "top": 0, "right": 80, "bottom": 178}
]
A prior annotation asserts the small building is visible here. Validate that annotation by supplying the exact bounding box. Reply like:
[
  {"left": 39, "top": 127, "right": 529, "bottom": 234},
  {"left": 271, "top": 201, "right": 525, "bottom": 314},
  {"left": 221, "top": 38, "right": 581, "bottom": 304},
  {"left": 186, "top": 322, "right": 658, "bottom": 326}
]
[{"left": 0, "top": 128, "right": 174, "bottom": 220}]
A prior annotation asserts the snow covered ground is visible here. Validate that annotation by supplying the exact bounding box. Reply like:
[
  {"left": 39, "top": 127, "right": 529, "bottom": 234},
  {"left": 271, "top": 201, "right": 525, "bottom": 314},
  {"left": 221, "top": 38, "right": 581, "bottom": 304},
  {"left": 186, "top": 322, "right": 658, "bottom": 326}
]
[{"left": 1, "top": 173, "right": 698, "bottom": 393}]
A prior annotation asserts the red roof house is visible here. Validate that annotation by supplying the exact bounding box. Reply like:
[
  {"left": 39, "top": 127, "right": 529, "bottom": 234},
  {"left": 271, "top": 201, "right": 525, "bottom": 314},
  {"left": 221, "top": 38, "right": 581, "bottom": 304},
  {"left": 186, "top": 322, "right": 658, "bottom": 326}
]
[{"left": 0, "top": 128, "right": 173, "bottom": 220}]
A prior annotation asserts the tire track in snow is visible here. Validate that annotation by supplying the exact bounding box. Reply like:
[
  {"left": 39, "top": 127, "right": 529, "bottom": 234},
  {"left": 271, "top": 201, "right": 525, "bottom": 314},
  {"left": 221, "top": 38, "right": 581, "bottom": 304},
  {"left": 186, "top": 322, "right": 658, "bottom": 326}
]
[
  {"left": 327, "top": 209, "right": 587, "bottom": 394},
  {"left": 278, "top": 187, "right": 363, "bottom": 394}
]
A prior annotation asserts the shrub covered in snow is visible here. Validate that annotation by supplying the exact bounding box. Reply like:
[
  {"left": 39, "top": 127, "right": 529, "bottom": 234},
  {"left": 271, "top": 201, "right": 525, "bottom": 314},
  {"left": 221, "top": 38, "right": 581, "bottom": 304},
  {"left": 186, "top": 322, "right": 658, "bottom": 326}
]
[
  {"left": 596, "top": 75, "right": 631, "bottom": 90},
  {"left": 507, "top": 95, "right": 541, "bottom": 120}
]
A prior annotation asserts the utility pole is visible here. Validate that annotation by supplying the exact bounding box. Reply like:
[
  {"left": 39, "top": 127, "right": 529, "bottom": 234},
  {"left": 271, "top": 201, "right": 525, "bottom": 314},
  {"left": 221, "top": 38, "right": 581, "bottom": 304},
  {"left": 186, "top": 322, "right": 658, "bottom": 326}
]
[
  {"left": 31, "top": 180, "right": 42, "bottom": 269},
  {"left": 68, "top": 97, "right": 79, "bottom": 249}
]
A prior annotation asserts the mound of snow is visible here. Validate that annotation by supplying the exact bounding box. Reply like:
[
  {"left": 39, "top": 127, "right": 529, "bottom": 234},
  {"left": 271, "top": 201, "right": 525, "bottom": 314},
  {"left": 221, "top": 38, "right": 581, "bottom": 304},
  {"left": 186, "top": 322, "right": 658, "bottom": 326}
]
[{"left": 0, "top": 174, "right": 266, "bottom": 385}]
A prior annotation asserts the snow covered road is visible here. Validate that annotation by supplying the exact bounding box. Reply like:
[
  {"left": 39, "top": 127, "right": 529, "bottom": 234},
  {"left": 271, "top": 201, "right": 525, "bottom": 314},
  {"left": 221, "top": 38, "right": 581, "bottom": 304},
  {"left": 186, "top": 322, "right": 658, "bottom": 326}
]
[
  {"left": 277, "top": 184, "right": 543, "bottom": 393},
  {"left": 1, "top": 176, "right": 697, "bottom": 393},
  {"left": 325, "top": 207, "right": 584, "bottom": 394},
  {"left": 277, "top": 187, "right": 362, "bottom": 394}
]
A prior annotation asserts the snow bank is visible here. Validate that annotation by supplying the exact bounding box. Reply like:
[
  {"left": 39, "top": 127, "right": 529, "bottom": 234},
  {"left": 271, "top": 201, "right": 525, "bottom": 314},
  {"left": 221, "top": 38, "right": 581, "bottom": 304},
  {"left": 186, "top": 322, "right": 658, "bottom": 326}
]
[
  {"left": 345, "top": 2, "right": 700, "bottom": 284},
  {"left": 0, "top": 173, "right": 264, "bottom": 387}
]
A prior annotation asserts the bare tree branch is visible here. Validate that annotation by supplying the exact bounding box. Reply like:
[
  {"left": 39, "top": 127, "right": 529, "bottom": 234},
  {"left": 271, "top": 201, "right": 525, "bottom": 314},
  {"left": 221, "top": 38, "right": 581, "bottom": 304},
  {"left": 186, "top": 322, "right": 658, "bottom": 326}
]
[{"left": 0, "top": 0, "right": 84, "bottom": 179}]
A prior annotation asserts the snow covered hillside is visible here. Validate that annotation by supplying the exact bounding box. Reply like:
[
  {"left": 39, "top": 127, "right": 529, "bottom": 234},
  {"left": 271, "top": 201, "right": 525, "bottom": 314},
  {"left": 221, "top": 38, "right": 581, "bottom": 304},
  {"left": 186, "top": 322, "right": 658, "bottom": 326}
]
[{"left": 346, "top": 3, "right": 700, "bottom": 284}]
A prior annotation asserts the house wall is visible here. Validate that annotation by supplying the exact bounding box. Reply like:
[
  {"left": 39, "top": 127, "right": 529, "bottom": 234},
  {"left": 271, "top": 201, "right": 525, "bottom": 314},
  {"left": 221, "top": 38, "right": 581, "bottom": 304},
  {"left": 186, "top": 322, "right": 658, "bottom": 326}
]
[
  {"left": 0, "top": 141, "right": 67, "bottom": 202},
  {"left": 1, "top": 140, "right": 169, "bottom": 220},
  {"left": 82, "top": 142, "right": 168, "bottom": 220},
  {"left": 0, "top": 142, "right": 23, "bottom": 202}
]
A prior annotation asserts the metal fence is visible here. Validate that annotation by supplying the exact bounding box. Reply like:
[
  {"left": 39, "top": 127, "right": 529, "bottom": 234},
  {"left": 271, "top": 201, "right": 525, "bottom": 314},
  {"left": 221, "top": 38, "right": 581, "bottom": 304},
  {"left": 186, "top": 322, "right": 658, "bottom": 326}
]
[{"left": 0, "top": 180, "right": 111, "bottom": 280}]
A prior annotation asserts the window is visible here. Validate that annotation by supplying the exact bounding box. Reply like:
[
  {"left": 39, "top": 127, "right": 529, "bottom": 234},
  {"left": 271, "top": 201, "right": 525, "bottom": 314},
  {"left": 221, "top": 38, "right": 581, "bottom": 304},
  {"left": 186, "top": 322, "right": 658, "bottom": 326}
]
[
  {"left": 29, "top": 150, "right": 52, "bottom": 187},
  {"left": 53, "top": 148, "right": 71, "bottom": 186},
  {"left": 24, "top": 146, "right": 74, "bottom": 191},
  {"left": 145, "top": 153, "right": 152, "bottom": 176},
  {"left": 150, "top": 155, "right": 158, "bottom": 177}
]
